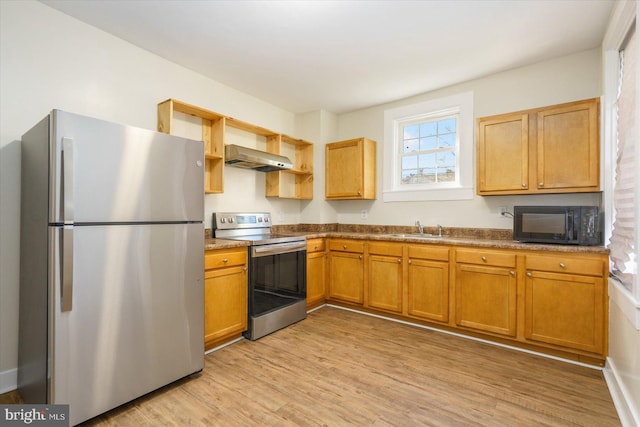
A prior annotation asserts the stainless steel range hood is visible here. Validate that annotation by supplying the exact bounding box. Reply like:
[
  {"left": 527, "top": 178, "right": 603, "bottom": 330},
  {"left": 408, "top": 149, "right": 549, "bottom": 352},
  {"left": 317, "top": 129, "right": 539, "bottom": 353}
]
[{"left": 224, "top": 144, "right": 293, "bottom": 172}]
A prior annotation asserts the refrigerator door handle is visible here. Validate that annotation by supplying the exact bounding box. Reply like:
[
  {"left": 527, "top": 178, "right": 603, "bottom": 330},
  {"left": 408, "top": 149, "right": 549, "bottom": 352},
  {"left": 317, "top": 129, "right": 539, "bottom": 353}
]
[
  {"left": 61, "top": 226, "right": 73, "bottom": 312},
  {"left": 62, "top": 137, "right": 74, "bottom": 225}
]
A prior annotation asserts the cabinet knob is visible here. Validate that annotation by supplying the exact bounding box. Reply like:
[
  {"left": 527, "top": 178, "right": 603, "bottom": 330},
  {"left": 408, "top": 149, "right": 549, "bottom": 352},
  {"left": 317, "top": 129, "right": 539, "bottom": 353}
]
[
  {"left": 398, "top": 258, "right": 402, "bottom": 263},
  {"left": 357, "top": 191, "right": 362, "bottom": 196},
  {"left": 223, "top": 258, "right": 228, "bottom": 263},
  {"left": 243, "top": 267, "right": 247, "bottom": 271},
  {"left": 314, "top": 245, "right": 319, "bottom": 250},
  {"left": 481, "top": 256, "right": 487, "bottom": 262},
  {"left": 559, "top": 262, "right": 566, "bottom": 268},
  {"left": 343, "top": 245, "right": 347, "bottom": 249},
  {"left": 522, "top": 183, "right": 527, "bottom": 188},
  {"left": 510, "top": 271, "right": 515, "bottom": 276},
  {"left": 526, "top": 272, "right": 532, "bottom": 277},
  {"left": 408, "top": 259, "right": 412, "bottom": 264},
  {"left": 539, "top": 182, "right": 544, "bottom": 187},
  {"left": 359, "top": 255, "right": 363, "bottom": 260}
]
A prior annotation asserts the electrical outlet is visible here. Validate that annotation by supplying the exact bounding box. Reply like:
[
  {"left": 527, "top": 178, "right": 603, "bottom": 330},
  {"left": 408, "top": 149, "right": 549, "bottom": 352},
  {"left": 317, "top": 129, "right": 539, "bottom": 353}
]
[
  {"left": 499, "top": 207, "right": 508, "bottom": 216},
  {"left": 361, "top": 209, "right": 368, "bottom": 219}
]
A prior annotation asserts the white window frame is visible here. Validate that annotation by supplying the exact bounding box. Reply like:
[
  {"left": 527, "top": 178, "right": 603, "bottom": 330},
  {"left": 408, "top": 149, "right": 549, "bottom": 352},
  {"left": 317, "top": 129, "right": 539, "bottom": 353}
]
[
  {"left": 602, "top": 0, "right": 639, "bottom": 329},
  {"left": 383, "top": 91, "right": 474, "bottom": 202}
]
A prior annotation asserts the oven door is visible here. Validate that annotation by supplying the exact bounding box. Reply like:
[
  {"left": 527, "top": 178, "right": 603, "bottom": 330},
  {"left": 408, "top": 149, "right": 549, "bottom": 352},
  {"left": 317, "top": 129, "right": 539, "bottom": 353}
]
[{"left": 249, "top": 241, "right": 307, "bottom": 317}]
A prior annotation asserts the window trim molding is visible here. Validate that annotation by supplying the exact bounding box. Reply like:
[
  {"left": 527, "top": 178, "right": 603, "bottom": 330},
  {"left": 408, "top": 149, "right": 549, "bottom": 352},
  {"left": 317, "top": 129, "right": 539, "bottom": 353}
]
[{"left": 383, "top": 91, "right": 474, "bottom": 202}]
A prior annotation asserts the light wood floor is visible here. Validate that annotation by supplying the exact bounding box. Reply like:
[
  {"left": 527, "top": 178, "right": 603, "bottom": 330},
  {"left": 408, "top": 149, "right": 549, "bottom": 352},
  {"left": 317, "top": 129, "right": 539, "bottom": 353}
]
[{"left": 3, "top": 306, "right": 620, "bottom": 426}]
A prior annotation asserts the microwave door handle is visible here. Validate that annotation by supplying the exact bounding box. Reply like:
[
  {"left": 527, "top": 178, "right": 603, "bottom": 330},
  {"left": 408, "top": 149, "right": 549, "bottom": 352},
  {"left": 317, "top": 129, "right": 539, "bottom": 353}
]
[{"left": 567, "top": 210, "right": 574, "bottom": 241}]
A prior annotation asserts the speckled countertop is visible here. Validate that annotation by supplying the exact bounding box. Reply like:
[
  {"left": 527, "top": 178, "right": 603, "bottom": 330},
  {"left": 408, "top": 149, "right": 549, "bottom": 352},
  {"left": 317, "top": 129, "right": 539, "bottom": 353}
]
[{"left": 205, "top": 223, "right": 609, "bottom": 255}]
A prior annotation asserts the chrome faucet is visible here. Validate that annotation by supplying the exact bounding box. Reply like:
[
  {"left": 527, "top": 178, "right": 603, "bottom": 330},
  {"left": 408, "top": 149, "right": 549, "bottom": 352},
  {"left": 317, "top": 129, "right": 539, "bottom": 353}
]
[
  {"left": 437, "top": 224, "right": 443, "bottom": 237},
  {"left": 415, "top": 220, "right": 424, "bottom": 234}
]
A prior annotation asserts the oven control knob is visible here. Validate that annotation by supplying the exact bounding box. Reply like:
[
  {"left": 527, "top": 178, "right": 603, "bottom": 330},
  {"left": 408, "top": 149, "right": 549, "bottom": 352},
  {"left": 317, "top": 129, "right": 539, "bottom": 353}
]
[
  {"left": 228, "top": 217, "right": 234, "bottom": 223},
  {"left": 258, "top": 217, "right": 263, "bottom": 222},
  {"left": 265, "top": 217, "right": 270, "bottom": 222},
  {"left": 220, "top": 218, "right": 226, "bottom": 223}
]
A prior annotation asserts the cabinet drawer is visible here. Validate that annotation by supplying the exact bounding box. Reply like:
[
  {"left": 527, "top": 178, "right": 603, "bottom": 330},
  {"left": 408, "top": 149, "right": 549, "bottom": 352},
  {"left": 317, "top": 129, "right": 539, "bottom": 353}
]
[
  {"left": 329, "top": 239, "right": 365, "bottom": 253},
  {"left": 525, "top": 255, "right": 603, "bottom": 276},
  {"left": 307, "top": 238, "right": 326, "bottom": 253},
  {"left": 456, "top": 249, "right": 516, "bottom": 268},
  {"left": 368, "top": 242, "right": 403, "bottom": 257},
  {"left": 205, "top": 249, "right": 247, "bottom": 270},
  {"left": 408, "top": 245, "right": 449, "bottom": 262}
]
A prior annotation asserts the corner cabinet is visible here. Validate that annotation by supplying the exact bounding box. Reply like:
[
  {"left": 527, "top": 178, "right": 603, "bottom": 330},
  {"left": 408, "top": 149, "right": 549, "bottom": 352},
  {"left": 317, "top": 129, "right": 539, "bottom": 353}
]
[
  {"left": 477, "top": 98, "right": 600, "bottom": 195},
  {"left": 158, "top": 99, "right": 314, "bottom": 199},
  {"left": 325, "top": 138, "right": 376, "bottom": 200}
]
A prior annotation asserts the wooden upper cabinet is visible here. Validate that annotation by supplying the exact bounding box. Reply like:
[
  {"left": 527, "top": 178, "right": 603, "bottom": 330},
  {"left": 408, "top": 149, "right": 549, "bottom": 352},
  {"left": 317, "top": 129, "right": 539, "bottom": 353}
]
[
  {"left": 477, "top": 113, "right": 529, "bottom": 192},
  {"left": 325, "top": 138, "right": 376, "bottom": 200},
  {"left": 536, "top": 99, "right": 599, "bottom": 191},
  {"left": 476, "top": 98, "right": 600, "bottom": 195}
]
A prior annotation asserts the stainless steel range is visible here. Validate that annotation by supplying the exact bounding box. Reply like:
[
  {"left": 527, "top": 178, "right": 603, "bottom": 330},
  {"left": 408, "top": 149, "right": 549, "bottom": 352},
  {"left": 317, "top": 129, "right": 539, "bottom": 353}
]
[{"left": 213, "top": 212, "right": 307, "bottom": 340}]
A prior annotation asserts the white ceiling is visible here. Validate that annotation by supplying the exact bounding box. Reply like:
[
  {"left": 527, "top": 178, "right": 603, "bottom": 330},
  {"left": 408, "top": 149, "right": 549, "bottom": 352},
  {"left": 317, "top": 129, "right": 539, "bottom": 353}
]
[{"left": 40, "top": 0, "right": 616, "bottom": 114}]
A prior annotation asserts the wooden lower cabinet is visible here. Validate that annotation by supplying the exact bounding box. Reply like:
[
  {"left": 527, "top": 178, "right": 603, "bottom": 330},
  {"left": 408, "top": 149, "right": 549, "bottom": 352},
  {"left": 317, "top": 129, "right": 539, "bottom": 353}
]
[
  {"left": 306, "top": 238, "right": 327, "bottom": 309},
  {"left": 455, "top": 249, "right": 517, "bottom": 337},
  {"left": 524, "top": 254, "right": 606, "bottom": 354},
  {"left": 406, "top": 245, "right": 450, "bottom": 323},
  {"left": 328, "top": 239, "right": 364, "bottom": 304},
  {"left": 204, "top": 247, "right": 248, "bottom": 350},
  {"left": 366, "top": 242, "right": 403, "bottom": 314}
]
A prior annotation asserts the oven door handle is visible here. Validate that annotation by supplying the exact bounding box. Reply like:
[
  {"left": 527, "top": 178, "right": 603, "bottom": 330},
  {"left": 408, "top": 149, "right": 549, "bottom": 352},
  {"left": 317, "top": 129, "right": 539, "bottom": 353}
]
[{"left": 251, "top": 241, "right": 306, "bottom": 257}]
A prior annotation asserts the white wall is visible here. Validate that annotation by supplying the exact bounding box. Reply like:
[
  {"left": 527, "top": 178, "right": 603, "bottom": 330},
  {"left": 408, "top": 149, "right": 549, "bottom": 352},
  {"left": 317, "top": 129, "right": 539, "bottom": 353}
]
[
  {"left": 0, "top": 0, "right": 305, "bottom": 392},
  {"left": 329, "top": 49, "right": 603, "bottom": 228}
]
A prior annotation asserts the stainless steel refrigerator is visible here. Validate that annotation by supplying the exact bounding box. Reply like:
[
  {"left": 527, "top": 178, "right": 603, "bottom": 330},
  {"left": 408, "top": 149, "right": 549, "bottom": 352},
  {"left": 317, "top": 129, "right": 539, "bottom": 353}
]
[{"left": 18, "top": 110, "right": 205, "bottom": 425}]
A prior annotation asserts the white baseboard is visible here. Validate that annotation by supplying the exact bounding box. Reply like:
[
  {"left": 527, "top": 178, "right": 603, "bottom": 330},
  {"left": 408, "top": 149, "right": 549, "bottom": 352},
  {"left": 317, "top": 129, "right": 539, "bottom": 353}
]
[
  {"left": 0, "top": 368, "right": 17, "bottom": 394},
  {"left": 604, "top": 358, "right": 640, "bottom": 427}
]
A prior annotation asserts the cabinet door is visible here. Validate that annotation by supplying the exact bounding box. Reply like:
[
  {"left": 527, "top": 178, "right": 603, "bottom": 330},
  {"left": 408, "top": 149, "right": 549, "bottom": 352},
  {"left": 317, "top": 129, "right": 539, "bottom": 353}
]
[
  {"left": 524, "top": 270, "right": 604, "bottom": 354},
  {"left": 306, "top": 250, "right": 327, "bottom": 309},
  {"left": 325, "top": 138, "right": 375, "bottom": 200},
  {"left": 455, "top": 264, "right": 517, "bottom": 337},
  {"left": 536, "top": 99, "right": 599, "bottom": 191},
  {"left": 407, "top": 258, "right": 449, "bottom": 323},
  {"left": 204, "top": 265, "right": 247, "bottom": 350},
  {"left": 477, "top": 113, "right": 529, "bottom": 193},
  {"left": 328, "top": 251, "right": 364, "bottom": 304},
  {"left": 367, "top": 254, "right": 403, "bottom": 313}
]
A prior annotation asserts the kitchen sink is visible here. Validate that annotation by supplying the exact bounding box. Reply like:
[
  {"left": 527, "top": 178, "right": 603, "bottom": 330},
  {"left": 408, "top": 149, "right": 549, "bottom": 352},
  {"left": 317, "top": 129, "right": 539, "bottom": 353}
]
[{"left": 386, "top": 233, "right": 445, "bottom": 239}]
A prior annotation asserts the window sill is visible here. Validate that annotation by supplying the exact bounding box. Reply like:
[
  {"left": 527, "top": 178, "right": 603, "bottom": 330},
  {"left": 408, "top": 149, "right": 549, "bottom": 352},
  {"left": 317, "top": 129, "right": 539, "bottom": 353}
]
[{"left": 608, "top": 277, "right": 640, "bottom": 330}]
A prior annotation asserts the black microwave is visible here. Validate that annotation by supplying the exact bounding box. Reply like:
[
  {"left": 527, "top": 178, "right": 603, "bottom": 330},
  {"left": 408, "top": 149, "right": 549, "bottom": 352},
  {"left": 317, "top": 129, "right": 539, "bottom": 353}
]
[{"left": 513, "top": 206, "right": 602, "bottom": 246}]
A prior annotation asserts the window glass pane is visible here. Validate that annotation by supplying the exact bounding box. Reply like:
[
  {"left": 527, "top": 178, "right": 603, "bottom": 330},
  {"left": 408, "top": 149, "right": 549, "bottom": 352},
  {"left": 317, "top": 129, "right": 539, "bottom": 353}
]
[
  {"left": 404, "top": 124, "right": 419, "bottom": 139},
  {"left": 419, "top": 153, "right": 435, "bottom": 168},
  {"left": 402, "top": 155, "right": 417, "bottom": 169},
  {"left": 438, "top": 118, "right": 457, "bottom": 134},
  {"left": 402, "top": 169, "right": 417, "bottom": 183},
  {"left": 420, "top": 136, "right": 437, "bottom": 150},
  {"left": 438, "top": 166, "right": 456, "bottom": 182},
  {"left": 437, "top": 151, "right": 456, "bottom": 167},
  {"left": 422, "top": 168, "right": 437, "bottom": 183},
  {"left": 438, "top": 133, "right": 455, "bottom": 148},
  {"left": 420, "top": 121, "right": 438, "bottom": 137},
  {"left": 403, "top": 138, "right": 419, "bottom": 153}
]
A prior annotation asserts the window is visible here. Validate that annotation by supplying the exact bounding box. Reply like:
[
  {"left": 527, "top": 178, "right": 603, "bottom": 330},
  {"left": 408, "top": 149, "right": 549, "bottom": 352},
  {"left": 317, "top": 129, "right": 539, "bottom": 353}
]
[
  {"left": 383, "top": 91, "right": 473, "bottom": 202},
  {"left": 609, "top": 25, "right": 637, "bottom": 294},
  {"left": 400, "top": 115, "right": 457, "bottom": 185}
]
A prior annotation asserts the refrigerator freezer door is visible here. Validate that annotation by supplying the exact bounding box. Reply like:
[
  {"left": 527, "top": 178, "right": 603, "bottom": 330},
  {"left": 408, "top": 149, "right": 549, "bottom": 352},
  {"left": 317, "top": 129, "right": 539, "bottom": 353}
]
[
  {"left": 50, "top": 110, "right": 204, "bottom": 224},
  {"left": 50, "top": 223, "right": 204, "bottom": 425}
]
